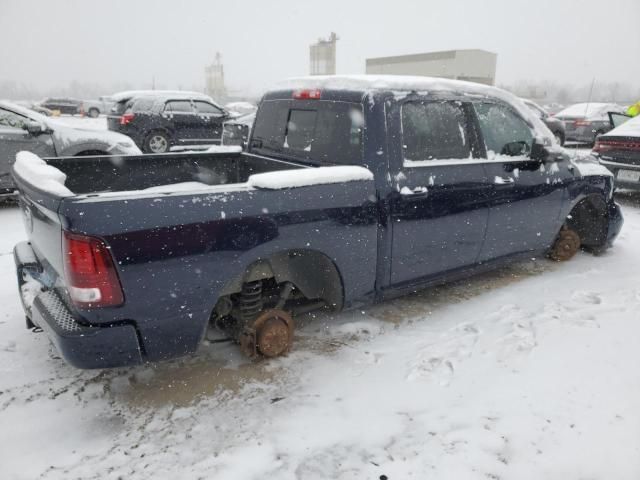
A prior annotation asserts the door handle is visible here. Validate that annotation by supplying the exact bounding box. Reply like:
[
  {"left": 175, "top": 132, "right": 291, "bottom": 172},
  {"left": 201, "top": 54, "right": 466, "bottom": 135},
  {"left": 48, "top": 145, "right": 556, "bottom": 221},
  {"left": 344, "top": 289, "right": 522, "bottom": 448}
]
[{"left": 494, "top": 176, "right": 514, "bottom": 185}]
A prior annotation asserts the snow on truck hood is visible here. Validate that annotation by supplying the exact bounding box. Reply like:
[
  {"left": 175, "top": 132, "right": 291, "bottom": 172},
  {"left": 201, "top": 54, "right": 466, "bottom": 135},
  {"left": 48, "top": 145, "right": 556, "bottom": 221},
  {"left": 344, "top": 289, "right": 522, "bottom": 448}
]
[{"left": 278, "top": 75, "right": 556, "bottom": 144}]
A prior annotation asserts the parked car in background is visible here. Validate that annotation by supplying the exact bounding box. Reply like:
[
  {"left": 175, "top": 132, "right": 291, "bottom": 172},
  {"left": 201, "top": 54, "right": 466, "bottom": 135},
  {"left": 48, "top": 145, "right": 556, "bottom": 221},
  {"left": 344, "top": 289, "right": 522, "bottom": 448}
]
[
  {"left": 594, "top": 114, "right": 640, "bottom": 190},
  {"left": 522, "top": 99, "right": 566, "bottom": 145},
  {"left": 38, "top": 98, "right": 83, "bottom": 115},
  {"left": 0, "top": 100, "right": 140, "bottom": 200},
  {"left": 555, "top": 103, "right": 625, "bottom": 144},
  {"left": 82, "top": 96, "right": 116, "bottom": 118},
  {"left": 11, "top": 75, "right": 622, "bottom": 368},
  {"left": 221, "top": 112, "right": 255, "bottom": 148},
  {"left": 107, "top": 92, "right": 231, "bottom": 153}
]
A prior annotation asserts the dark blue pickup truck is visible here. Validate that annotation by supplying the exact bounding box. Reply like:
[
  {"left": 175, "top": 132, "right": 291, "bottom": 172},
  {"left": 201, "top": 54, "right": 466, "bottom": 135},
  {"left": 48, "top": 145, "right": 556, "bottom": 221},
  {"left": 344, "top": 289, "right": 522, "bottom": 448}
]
[{"left": 12, "top": 75, "right": 623, "bottom": 369}]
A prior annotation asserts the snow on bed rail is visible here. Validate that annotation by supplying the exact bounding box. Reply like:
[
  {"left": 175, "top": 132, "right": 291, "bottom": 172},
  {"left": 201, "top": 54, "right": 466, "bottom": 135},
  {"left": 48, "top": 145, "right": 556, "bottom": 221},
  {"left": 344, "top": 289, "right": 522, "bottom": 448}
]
[
  {"left": 248, "top": 166, "right": 373, "bottom": 189},
  {"left": 13, "top": 151, "right": 73, "bottom": 197},
  {"left": 206, "top": 145, "right": 243, "bottom": 154}
]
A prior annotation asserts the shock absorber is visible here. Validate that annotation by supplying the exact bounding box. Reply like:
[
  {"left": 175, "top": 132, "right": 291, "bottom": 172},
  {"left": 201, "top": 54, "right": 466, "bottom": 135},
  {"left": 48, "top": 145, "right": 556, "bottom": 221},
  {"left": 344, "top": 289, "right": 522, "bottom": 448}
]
[{"left": 239, "top": 280, "right": 263, "bottom": 323}]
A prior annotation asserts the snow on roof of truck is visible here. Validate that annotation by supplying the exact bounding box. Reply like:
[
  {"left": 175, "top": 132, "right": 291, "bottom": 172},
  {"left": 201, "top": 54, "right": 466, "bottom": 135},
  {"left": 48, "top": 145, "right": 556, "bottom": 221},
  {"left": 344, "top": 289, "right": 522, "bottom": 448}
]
[
  {"left": 279, "top": 74, "right": 502, "bottom": 95},
  {"left": 278, "top": 75, "right": 554, "bottom": 143}
]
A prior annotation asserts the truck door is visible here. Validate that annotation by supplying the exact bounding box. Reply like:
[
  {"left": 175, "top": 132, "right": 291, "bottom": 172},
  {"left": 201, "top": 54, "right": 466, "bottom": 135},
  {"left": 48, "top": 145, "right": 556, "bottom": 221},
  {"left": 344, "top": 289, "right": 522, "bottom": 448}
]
[
  {"left": 472, "top": 102, "right": 568, "bottom": 261},
  {"left": 389, "top": 99, "right": 491, "bottom": 285},
  {"left": 193, "top": 100, "right": 226, "bottom": 144}
]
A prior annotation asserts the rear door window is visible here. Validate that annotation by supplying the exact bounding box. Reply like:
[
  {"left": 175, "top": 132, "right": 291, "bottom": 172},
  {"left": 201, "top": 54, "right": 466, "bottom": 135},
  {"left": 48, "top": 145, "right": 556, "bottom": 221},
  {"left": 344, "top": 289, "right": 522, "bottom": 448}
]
[
  {"left": 131, "top": 98, "right": 155, "bottom": 113},
  {"left": 165, "top": 101, "right": 194, "bottom": 114},
  {"left": 194, "top": 101, "right": 223, "bottom": 115},
  {"left": 401, "top": 101, "right": 471, "bottom": 161},
  {"left": 251, "top": 99, "right": 363, "bottom": 165}
]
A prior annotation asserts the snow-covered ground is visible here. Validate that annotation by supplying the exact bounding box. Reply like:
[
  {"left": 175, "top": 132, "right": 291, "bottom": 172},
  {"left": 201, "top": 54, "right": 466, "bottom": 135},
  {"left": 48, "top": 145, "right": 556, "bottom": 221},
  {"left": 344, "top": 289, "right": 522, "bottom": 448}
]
[{"left": 2, "top": 195, "right": 640, "bottom": 479}]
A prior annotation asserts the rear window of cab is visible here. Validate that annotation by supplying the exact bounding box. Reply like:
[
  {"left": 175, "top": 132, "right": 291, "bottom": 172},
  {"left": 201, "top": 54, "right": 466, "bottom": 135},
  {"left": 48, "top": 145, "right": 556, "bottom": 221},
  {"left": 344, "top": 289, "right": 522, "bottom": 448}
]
[{"left": 251, "top": 99, "right": 364, "bottom": 166}]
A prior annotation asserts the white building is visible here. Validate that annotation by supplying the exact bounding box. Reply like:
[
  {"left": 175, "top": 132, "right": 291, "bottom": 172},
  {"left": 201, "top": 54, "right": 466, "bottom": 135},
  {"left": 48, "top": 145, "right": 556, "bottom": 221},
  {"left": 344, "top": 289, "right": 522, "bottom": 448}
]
[
  {"left": 205, "top": 52, "right": 227, "bottom": 101},
  {"left": 310, "top": 33, "right": 338, "bottom": 76},
  {"left": 365, "top": 49, "right": 497, "bottom": 86}
]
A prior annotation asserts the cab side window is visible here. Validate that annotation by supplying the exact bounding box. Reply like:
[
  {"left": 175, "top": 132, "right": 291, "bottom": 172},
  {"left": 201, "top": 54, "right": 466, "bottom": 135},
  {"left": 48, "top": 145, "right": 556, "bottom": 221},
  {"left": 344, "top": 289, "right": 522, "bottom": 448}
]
[
  {"left": 164, "top": 101, "right": 193, "bottom": 114},
  {"left": 475, "top": 103, "right": 534, "bottom": 158},
  {"left": 0, "top": 108, "right": 27, "bottom": 130},
  {"left": 402, "top": 101, "right": 471, "bottom": 161}
]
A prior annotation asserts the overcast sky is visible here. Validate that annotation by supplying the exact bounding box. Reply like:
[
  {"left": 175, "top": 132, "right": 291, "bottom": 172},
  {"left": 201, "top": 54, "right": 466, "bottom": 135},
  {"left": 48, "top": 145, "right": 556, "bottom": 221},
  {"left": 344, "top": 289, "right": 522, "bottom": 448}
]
[{"left": 1, "top": 0, "right": 639, "bottom": 96}]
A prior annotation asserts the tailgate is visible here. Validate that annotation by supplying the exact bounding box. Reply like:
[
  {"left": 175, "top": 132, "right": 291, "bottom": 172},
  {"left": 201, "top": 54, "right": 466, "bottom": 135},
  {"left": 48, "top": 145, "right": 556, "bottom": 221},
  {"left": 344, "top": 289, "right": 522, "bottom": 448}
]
[{"left": 12, "top": 156, "right": 68, "bottom": 282}]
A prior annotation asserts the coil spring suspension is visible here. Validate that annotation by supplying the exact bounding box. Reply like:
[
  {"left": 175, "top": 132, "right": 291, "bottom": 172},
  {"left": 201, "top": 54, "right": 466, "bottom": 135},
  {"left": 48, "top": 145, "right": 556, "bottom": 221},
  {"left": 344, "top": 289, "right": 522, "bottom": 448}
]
[{"left": 239, "top": 280, "right": 263, "bottom": 323}]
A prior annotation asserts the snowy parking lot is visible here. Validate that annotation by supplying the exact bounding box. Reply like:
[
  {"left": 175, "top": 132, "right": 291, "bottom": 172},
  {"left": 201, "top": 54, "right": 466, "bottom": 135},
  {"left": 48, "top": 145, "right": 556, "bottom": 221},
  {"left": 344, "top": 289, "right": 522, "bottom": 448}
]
[{"left": 1, "top": 192, "right": 640, "bottom": 479}]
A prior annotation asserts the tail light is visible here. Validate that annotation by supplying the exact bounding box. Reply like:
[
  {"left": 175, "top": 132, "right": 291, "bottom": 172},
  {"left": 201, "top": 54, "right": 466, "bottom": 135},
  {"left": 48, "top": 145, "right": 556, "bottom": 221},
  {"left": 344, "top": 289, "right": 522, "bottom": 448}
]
[
  {"left": 293, "top": 89, "right": 322, "bottom": 100},
  {"left": 120, "top": 113, "right": 135, "bottom": 125},
  {"left": 63, "top": 231, "right": 124, "bottom": 308},
  {"left": 594, "top": 139, "right": 640, "bottom": 153},
  {"left": 575, "top": 120, "right": 592, "bottom": 127}
]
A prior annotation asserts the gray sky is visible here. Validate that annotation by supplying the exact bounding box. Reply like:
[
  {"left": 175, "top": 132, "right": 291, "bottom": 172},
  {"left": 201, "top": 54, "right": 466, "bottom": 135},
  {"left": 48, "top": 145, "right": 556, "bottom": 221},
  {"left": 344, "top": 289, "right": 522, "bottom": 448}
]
[{"left": 1, "top": 0, "right": 639, "bottom": 96}]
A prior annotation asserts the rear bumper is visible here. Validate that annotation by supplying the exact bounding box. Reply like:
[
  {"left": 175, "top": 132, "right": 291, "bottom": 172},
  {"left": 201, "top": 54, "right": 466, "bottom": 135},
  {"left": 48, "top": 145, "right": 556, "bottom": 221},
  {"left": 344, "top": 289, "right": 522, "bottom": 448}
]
[
  {"left": 14, "top": 242, "right": 143, "bottom": 369},
  {"left": 598, "top": 158, "right": 640, "bottom": 190},
  {"left": 566, "top": 131, "right": 596, "bottom": 143}
]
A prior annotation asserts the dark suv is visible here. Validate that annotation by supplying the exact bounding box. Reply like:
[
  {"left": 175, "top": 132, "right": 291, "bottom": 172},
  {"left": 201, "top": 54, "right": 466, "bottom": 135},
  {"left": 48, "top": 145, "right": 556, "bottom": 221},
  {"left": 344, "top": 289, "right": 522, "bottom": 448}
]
[{"left": 107, "top": 93, "right": 230, "bottom": 153}]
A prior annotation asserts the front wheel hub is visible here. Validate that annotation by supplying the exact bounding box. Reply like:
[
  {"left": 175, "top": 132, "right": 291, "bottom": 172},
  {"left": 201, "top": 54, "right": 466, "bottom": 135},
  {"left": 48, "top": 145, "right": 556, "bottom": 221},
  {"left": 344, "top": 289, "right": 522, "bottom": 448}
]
[
  {"left": 550, "top": 227, "right": 581, "bottom": 261},
  {"left": 239, "top": 309, "right": 294, "bottom": 358}
]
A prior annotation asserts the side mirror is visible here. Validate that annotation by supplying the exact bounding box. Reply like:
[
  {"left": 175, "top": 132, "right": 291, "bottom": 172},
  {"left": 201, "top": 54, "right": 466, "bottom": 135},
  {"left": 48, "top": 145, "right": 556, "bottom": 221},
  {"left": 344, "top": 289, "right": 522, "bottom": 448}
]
[
  {"left": 531, "top": 138, "right": 564, "bottom": 163},
  {"left": 501, "top": 141, "right": 529, "bottom": 157},
  {"left": 530, "top": 139, "right": 548, "bottom": 162},
  {"left": 23, "top": 120, "right": 46, "bottom": 136}
]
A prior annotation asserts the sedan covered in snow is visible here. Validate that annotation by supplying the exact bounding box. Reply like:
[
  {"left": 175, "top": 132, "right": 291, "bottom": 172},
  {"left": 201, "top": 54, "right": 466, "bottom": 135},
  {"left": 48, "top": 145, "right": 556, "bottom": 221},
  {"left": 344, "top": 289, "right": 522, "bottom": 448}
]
[
  {"left": 0, "top": 100, "right": 141, "bottom": 199},
  {"left": 555, "top": 102, "right": 625, "bottom": 144}
]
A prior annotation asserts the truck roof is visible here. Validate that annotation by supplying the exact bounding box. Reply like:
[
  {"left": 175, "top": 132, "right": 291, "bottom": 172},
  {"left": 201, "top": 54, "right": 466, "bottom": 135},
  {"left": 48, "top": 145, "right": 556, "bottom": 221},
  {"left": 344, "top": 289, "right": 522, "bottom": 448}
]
[
  {"left": 278, "top": 74, "right": 503, "bottom": 96},
  {"left": 270, "top": 75, "right": 553, "bottom": 142}
]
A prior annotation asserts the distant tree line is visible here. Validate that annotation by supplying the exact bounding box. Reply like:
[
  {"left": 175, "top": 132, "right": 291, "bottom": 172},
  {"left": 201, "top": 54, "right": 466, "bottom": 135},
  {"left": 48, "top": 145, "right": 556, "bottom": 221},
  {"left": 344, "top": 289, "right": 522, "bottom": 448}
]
[{"left": 500, "top": 80, "right": 640, "bottom": 105}]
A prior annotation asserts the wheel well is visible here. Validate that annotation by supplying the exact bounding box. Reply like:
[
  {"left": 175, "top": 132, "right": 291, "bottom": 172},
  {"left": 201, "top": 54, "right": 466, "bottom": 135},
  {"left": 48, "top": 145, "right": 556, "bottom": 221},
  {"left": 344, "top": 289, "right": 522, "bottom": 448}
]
[
  {"left": 145, "top": 128, "right": 172, "bottom": 140},
  {"left": 219, "top": 249, "right": 344, "bottom": 311},
  {"left": 566, "top": 195, "right": 608, "bottom": 248}
]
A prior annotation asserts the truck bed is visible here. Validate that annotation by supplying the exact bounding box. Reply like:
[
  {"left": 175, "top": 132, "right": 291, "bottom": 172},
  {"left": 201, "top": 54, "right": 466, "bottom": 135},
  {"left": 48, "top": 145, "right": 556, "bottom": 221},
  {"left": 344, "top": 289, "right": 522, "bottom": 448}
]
[
  {"left": 12, "top": 149, "right": 378, "bottom": 367},
  {"left": 46, "top": 151, "right": 302, "bottom": 195}
]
